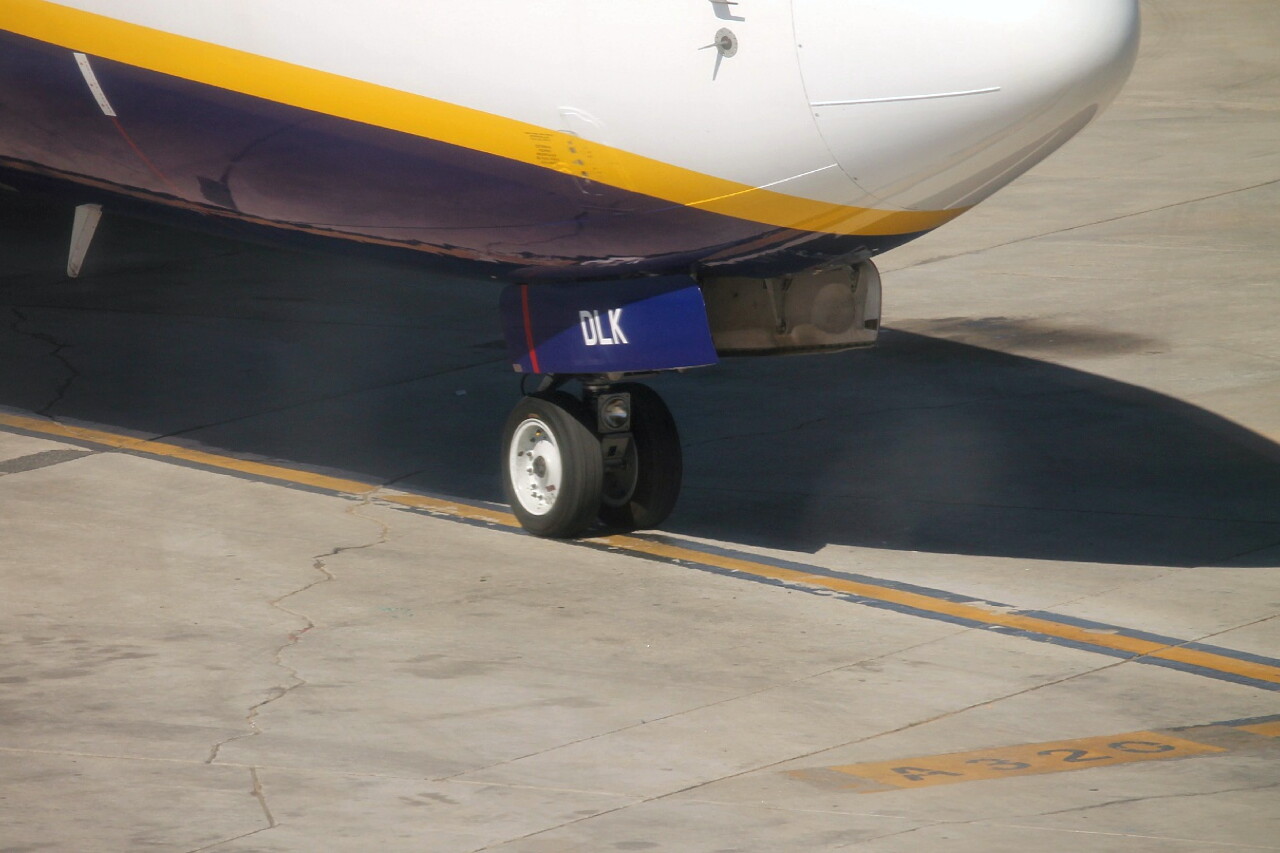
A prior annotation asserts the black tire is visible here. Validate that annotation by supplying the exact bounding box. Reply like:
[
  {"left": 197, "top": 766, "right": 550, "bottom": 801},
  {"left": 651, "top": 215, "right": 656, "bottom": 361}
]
[
  {"left": 599, "top": 383, "right": 682, "bottom": 531},
  {"left": 501, "top": 391, "right": 603, "bottom": 538}
]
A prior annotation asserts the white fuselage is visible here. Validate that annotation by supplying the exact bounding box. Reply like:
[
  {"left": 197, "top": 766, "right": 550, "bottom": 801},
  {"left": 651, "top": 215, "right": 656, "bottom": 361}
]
[{"left": 0, "top": 0, "right": 1140, "bottom": 276}]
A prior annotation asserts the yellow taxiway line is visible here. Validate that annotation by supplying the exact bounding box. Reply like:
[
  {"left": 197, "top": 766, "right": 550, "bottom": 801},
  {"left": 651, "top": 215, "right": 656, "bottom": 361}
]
[{"left": 3, "top": 410, "right": 1279, "bottom": 692}]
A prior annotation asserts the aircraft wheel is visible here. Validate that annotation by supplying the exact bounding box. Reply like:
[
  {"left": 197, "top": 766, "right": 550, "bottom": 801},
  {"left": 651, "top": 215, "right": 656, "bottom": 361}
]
[
  {"left": 599, "top": 383, "right": 682, "bottom": 531},
  {"left": 502, "top": 391, "right": 603, "bottom": 538}
]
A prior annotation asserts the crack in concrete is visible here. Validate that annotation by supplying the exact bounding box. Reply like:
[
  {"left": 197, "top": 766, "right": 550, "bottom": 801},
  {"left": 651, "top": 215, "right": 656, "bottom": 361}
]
[
  {"left": 9, "top": 306, "right": 78, "bottom": 416},
  {"left": 206, "top": 498, "right": 391, "bottom": 766}
]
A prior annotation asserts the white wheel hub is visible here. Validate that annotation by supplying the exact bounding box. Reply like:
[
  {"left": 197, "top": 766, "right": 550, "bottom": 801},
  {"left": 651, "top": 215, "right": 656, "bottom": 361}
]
[{"left": 508, "top": 418, "right": 562, "bottom": 516}]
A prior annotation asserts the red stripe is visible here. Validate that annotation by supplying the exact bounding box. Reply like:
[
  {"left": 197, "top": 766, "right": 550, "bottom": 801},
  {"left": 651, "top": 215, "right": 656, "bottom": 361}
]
[
  {"left": 519, "top": 284, "right": 541, "bottom": 374},
  {"left": 111, "top": 117, "right": 183, "bottom": 198}
]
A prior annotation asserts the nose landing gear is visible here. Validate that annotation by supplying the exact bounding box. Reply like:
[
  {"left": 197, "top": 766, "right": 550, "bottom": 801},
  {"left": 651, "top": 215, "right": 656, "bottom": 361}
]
[
  {"left": 495, "top": 262, "right": 883, "bottom": 538},
  {"left": 501, "top": 379, "right": 681, "bottom": 538}
]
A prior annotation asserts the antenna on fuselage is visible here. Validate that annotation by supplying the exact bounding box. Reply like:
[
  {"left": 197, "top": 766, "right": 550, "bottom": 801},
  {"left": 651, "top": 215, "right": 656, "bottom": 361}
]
[{"left": 67, "top": 203, "right": 102, "bottom": 278}]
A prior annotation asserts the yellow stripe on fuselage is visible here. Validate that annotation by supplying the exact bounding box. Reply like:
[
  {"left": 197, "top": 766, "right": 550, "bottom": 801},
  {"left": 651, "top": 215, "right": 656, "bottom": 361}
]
[{"left": 4, "top": 0, "right": 965, "bottom": 237}]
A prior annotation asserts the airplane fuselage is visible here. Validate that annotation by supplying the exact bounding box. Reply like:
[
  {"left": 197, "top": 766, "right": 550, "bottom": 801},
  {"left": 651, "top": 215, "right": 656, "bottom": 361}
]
[{"left": 1, "top": 0, "right": 1139, "bottom": 279}]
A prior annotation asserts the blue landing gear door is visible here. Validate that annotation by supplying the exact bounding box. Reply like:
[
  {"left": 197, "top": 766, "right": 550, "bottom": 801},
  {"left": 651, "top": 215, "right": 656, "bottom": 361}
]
[{"left": 500, "top": 275, "right": 718, "bottom": 375}]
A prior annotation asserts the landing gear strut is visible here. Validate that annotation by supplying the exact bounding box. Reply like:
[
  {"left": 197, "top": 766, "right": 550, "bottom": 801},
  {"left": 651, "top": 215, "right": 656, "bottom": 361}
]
[{"left": 501, "top": 378, "right": 681, "bottom": 538}]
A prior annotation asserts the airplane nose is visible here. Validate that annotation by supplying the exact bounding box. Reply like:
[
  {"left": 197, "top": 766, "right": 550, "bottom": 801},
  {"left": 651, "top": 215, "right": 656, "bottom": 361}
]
[{"left": 794, "top": 0, "right": 1141, "bottom": 211}]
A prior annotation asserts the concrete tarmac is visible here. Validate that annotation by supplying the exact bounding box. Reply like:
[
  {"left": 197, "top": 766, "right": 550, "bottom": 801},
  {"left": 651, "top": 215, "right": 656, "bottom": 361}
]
[{"left": 2, "top": 1, "right": 1279, "bottom": 850}]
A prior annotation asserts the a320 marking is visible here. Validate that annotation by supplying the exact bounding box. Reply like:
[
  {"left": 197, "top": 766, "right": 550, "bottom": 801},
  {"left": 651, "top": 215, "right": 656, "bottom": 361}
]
[
  {"left": 787, "top": 719, "right": 1280, "bottom": 793},
  {"left": 877, "top": 737, "right": 1195, "bottom": 787}
]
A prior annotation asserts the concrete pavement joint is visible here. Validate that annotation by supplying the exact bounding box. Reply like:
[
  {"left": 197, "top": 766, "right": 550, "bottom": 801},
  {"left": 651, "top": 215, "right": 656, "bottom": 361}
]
[
  {"left": 979, "top": 823, "right": 1280, "bottom": 851},
  {"left": 699, "top": 656, "right": 1137, "bottom": 779},
  {"left": 468, "top": 657, "right": 1147, "bottom": 850},
  {"left": 178, "top": 767, "right": 280, "bottom": 852},
  {"left": 444, "top": 626, "right": 977, "bottom": 788},
  {"left": 443, "top": 634, "right": 995, "bottom": 845},
  {"left": 681, "top": 800, "right": 917, "bottom": 820},
  {"left": 183, "top": 825, "right": 277, "bottom": 853},
  {"left": 472, "top": 801, "right": 640, "bottom": 852},
  {"left": 834, "top": 823, "right": 943, "bottom": 849},
  {"left": 0, "top": 745, "right": 227, "bottom": 765},
  {"left": 700, "top": 785, "right": 1280, "bottom": 849},
  {"left": 1027, "top": 781, "right": 1280, "bottom": 822},
  {"left": 902, "top": 177, "right": 1280, "bottom": 272},
  {"left": 1177, "top": 613, "right": 1280, "bottom": 658},
  {"left": 0, "top": 745, "right": 636, "bottom": 797},
  {"left": 1212, "top": 539, "right": 1280, "bottom": 566},
  {"left": 836, "top": 819, "right": 1278, "bottom": 851}
]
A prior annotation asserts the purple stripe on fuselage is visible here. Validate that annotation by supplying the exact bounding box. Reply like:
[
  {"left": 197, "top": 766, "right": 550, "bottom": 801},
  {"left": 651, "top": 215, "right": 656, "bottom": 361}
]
[{"left": 0, "top": 30, "right": 921, "bottom": 279}]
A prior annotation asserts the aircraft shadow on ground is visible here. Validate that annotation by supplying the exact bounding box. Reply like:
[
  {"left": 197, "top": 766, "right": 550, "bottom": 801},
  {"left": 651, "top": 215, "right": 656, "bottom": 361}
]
[
  {"left": 1, "top": 193, "right": 1277, "bottom": 569},
  {"left": 665, "top": 332, "right": 1280, "bottom": 569}
]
